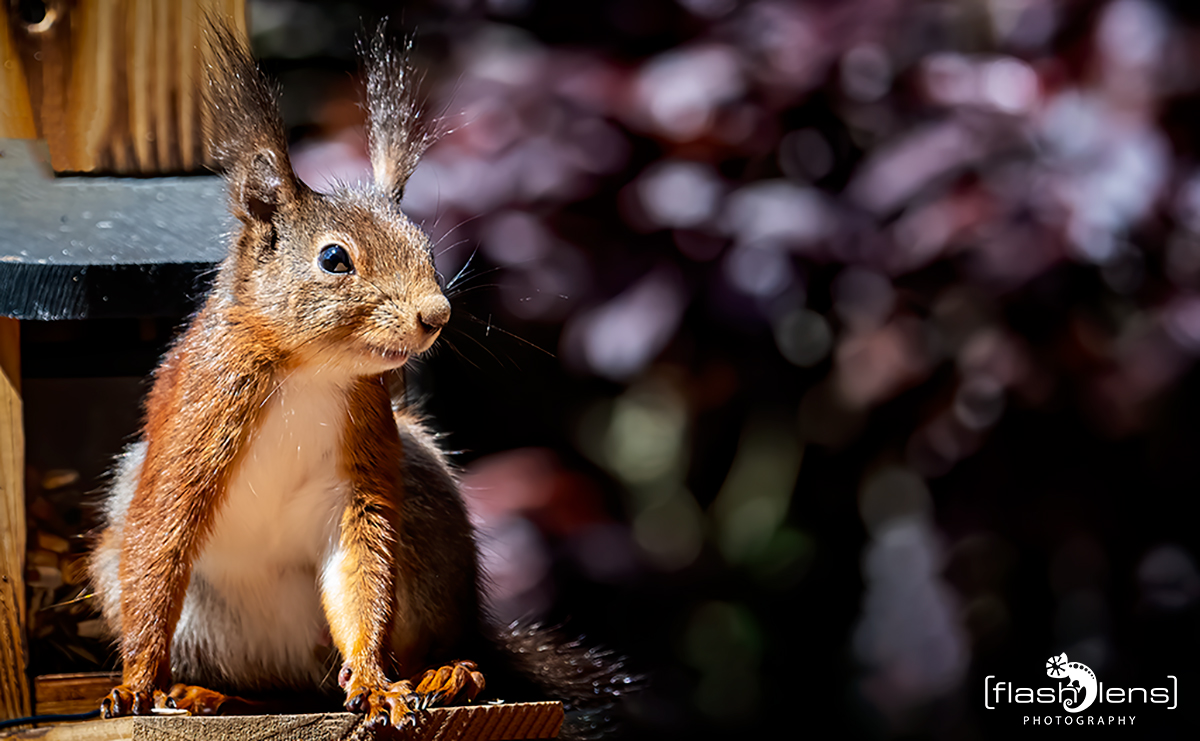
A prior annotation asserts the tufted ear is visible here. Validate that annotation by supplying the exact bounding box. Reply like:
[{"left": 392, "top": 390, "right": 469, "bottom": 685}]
[
  {"left": 203, "top": 17, "right": 301, "bottom": 225},
  {"left": 360, "top": 23, "right": 435, "bottom": 203},
  {"left": 234, "top": 148, "right": 296, "bottom": 224}
]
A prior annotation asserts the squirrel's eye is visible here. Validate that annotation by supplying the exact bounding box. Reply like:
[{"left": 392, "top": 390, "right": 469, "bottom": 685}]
[{"left": 318, "top": 244, "right": 354, "bottom": 275}]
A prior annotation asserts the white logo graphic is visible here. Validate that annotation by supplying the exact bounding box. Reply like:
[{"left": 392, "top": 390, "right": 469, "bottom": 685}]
[
  {"left": 985, "top": 653, "right": 1177, "bottom": 727},
  {"left": 1045, "top": 653, "right": 1097, "bottom": 713}
]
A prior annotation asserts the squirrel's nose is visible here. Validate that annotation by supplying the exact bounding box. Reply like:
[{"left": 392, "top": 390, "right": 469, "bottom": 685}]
[{"left": 416, "top": 294, "right": 451, "bottom": 334}]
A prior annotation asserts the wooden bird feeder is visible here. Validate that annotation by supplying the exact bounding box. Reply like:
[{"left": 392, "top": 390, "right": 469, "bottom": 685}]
[{"left": 0, "top": 2, "right": 559, "bottom": 737}]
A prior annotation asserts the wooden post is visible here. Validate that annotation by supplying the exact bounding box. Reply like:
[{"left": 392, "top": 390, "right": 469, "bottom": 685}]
[
  {"left": 0, "top": 1, "right": 38, "bottom": 139},
  {"left": 2, "top": 0, "right": 245, "bottom": 723},
  {"left": 2, "top": 0, "right": 245, "bottom": 174},
  {"left": 0, "top": 316, "right": 31, "bottom": 721},
  {"left": 3, "top": 2, "right": 42, "bottom": 721}
]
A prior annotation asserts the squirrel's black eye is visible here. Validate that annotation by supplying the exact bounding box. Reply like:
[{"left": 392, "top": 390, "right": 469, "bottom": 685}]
[{"left": 318, "top": 244, "right": 354, "bottom": 275}]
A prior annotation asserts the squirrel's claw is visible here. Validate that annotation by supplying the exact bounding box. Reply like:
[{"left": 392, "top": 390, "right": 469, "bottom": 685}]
[
  {"left": 344, "top": 661, "right": 484, "bottom": 729},
  {"left": 101, "top": 685, "right": 157, "bottom": 718},
  {"left": 411, "top": 660, "right": 486, "bottom": 709},
  {"left": 346, "top": 678, "right": 421, "bottom": 730}
]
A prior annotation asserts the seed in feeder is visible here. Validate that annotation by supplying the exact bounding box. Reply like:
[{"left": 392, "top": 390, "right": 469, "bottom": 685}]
[
  {"left": 42, "top": 469, "right": 81, "bottom": 490},
  {"left": 28, "top": 549, "right": 58, "bottom": 568},
  {"left": 76, "top": 619, "right": 106, "bottom": 640},
  {"left": 37, "top": 531, "right": 70, "bottom": 554},
  {"left": 27, "top": 565, "right": 64, "bottom": 590}
]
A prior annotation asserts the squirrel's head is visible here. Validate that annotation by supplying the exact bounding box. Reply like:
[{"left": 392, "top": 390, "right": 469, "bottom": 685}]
[{"left": 203, "top": 21, "right": 445, "bottom": 376}]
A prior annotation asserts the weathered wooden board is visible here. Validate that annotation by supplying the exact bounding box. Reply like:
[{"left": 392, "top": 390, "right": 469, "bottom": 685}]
[
  {"left": 0, "top": 140, "right": 226, "bottom": 320},
  {"left": 1, "top": 1, "right": 250, "bottom": 725},
  {"left": 34, "top": 674, "right": 122, "bottom": 717},
  {"left": 0, "top": 0, "right": 37, "bottom": 139},
  {"left": 0, "top": 318, "right": 30, "bottom": 720},
  {"left": 2, "top": 0, "right": 245, "bottom": 173},
  {"left": 1, "top": 704, "right": 564, "bottom": 741}
]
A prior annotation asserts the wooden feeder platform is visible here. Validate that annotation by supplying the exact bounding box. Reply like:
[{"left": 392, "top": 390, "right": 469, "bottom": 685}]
[
  {"left": 0, "top": 702, "right": 565, "bottom": 741},
  {"left": 2, "top": 6, "right": 564, "bottom": 740}
]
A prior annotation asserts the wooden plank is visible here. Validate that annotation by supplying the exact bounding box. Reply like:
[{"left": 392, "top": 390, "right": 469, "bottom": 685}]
[
  {"left": 0, "top": 317, "right": 31, "bottom": 721},
  {"left": 34, "top": 674, "right": 122, "bottom": 716},
  {"left": 65, "top": 0, "right": 113, "bottom": 174},
  {"left": 0, "top": 318, "right": 18, "bottom": 394},
  {"left": 2, "top": 718, "right": 133, "bottom": 741},
  {"left": 153, "top": 1, "right": 174, "bottom": 172},
  {"left": 8, "top": 0, "right": 71, "bottom": 171},
  {"left": 128, "top": 0, "right": 152, "bottom": 172},
  {"left": 3, "top": 0, "right": 245, "bottom": 174},
  {"left": 0, "top": 139, "right": 228, "bottom": 320},
  {"left": 0, "top": 2, "right": 38, "bottom": 138},
  {"left": 1, "top": 704, "right": 563, "bottom": 741},
  {"left": 177, "top": 1, "right": 197, "bottom": 171},
  {"left": 0, "top": 263, "right": 216, "bottom": 322}
]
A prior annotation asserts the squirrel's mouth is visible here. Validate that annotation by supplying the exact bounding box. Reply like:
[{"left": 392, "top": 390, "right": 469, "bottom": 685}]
[{"left": 361, "top": 344, "right": 409, "bottom": 368}]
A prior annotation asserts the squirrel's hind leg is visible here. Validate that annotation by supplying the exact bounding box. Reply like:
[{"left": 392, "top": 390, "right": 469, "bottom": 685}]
[
  {"left": 100, "top": 683, "right": 250, "bottom": 719},
  {"left": 160, "top": 684, "right": 259, "bottom": 716}
]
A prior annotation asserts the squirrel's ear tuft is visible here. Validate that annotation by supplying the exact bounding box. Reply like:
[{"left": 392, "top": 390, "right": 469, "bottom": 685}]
[
  {"left": 360, "top": 21, "right": 435, "bottom": 203},
  {"left": 202, "top": 16, "right": 301, "bottom": 224}
]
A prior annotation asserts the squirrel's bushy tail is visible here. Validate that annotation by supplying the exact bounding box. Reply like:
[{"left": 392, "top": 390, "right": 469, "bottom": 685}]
[{"left": 477, "top": 621, "right": 641, "bottom": 740}]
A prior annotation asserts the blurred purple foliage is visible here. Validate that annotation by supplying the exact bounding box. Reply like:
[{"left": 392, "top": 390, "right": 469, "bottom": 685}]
[{"left": 260, "top": 0, "right": 1200, "bottom": 737}]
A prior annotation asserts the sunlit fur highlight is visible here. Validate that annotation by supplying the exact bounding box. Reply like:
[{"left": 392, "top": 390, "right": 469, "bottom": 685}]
[{"left": 361, "top": 25, "right": 435, "bottom": 200}]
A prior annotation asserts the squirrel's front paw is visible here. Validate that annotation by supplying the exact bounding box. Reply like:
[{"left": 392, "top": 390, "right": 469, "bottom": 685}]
[
  {"left": 410, "top": 660, "right": 486, "bottom": 710},
  {"left": 344, "top": 677, "right": 419, "bottom": 730},
  {"left": 101, "top": 684, "right": 162, "bottom": 718}
]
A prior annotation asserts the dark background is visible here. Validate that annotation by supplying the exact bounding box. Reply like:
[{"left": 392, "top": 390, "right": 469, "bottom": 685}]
[{"left": 21, "top": 0, "right": 1200, "bottom": 738}]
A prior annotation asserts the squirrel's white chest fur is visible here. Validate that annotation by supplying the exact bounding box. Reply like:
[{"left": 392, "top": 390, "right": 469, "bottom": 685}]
[
  {"left": 178, "top": 368, "right": 353, "bottom": 687},
  {"left": 94, "top": 368, "right": 366, "bottom": 688},
  {"left": 198, "top": 368, "right": 350, "bottom": 574}
]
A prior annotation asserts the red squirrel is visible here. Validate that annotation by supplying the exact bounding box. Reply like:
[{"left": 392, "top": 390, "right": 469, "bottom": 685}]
[{"left": 88, "top": 21, "right": 631, "bottom": 734}]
